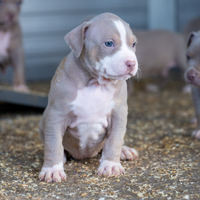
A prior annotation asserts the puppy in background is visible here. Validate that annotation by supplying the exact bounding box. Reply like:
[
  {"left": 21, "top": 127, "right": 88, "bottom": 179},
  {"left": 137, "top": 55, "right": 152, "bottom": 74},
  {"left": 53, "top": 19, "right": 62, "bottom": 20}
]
[
  {"left": 0, "top": 0, "right": 28, "bottom": 92},
  {"left": 128, "top": 29, "right": 187, "bottom": 93},
  {"left": 185, "top": 31, "right": 200, "bottom": 139}
]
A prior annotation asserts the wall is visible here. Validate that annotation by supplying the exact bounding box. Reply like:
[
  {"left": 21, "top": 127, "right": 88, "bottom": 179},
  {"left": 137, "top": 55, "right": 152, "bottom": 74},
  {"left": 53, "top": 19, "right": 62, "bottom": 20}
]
[
  {"left": 1, "top": 0, "right": 200, "bottom": 83},
  {"left": 177, "top": 0, "right": 200, "bottom": 32},
  {"left": 0, "top": 0, "right": 147, "bottom": 82}
]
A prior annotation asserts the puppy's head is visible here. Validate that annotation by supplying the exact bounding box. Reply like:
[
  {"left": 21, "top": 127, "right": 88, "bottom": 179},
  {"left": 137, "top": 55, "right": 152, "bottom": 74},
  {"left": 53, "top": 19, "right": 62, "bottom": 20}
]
[
  {"left": 0, "top": 0, "right": 22, "bottom": 28},
  {"left": 185, "top": 31, "right": 200, "bottom": 87},
  {"left": 65, "top": 13, "right": 138, "bottom": 82}
]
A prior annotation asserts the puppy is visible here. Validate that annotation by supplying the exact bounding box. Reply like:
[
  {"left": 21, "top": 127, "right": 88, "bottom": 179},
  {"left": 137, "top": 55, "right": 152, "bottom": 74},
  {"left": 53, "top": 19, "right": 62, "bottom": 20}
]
[
  {"left": 38, "top": 13, "right": 139, "bottom": 182},
  {"left": 0, "top": 0, "right": 28, "bottom": 92},
  {"left": 185, "top": 31, "right": 200, "bottom": 139},
  {"left": 129, "top": 30, "right": 187, "bottom": 93}
]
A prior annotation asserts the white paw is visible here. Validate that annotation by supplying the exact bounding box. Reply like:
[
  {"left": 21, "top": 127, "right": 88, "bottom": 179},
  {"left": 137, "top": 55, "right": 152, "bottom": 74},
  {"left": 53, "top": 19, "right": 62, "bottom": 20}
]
[
  {"left": 192, "top": 130, "right": 200, "bottom": 139},
  {"left": 182, "top": 85, "right": 191, "bottom": 94},
  {"left": 13, "top": 84, "right": 29, "bottom": 93},
  {"left": 39, "top": 162, "right": 66, "bottom": 182},
  {"left": 190, "top": 117, "right": 197, "bottom": 125},
  {"left": 97, "top": 160, "right": 124, "bottom": 176},
  {"left": 120, "top": 146, "right": 138, "bottom": 160},
  {"left": 145, "top": 83, "right": 159, "bottom": 93}
]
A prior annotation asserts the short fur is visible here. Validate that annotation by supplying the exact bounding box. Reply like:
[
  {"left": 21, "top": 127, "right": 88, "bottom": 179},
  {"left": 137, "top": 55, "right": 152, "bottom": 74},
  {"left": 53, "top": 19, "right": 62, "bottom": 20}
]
[
  {"left": 39, "top": 13, "right": 139, "bottom": 182},
  {"left": 0, "top": 0, "right": 27, "bottom": 91},
  {"left": 184, "top": 31, "right": 200, "bottom": 139}
]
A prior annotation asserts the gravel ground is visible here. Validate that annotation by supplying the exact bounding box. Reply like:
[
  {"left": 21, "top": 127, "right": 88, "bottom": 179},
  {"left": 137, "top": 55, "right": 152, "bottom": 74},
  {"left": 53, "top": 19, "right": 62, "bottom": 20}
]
[{"left": 0, "top": 78, "right": 200, "bottom": 200}]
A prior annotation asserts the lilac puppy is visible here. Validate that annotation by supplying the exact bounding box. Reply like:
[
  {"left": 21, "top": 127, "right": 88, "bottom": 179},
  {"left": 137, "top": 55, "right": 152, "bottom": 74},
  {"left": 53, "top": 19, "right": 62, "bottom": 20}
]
[
  {"left": 39, "top": 13, "right": 139, "bottom": 182},
  {"left": 185, "top": 31, "right": 200, "bottom": 139},
  {"left": 0, "top": 0, "right": 28, "bottom": 92}
]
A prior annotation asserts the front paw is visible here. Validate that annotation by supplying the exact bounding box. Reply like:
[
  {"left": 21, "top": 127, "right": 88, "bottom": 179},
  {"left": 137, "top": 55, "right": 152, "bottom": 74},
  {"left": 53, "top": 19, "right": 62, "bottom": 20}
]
[
  {"left": 13, "top": 84, "right": 29, "bottom": 93},
  {"left": 192, "top": 129, "right": 200, "bottom": 139},
  {"left": 97, "top": 160, "right": 124, "bottom": 176},
  {"left": 145, "top": 83, "right": 159, "bottom": 93},
  {"left": 120, "top": 145, "right": 138, "bottom": 160},
  {"left": 39, "top": 163, "right": 66, "bottom": 182}
]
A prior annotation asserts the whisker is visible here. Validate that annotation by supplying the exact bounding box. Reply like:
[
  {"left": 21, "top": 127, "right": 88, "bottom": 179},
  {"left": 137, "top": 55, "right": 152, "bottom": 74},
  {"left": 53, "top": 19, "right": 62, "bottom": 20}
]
[{"left": 133, "top": 66, "right": 142, "bottom": 81}]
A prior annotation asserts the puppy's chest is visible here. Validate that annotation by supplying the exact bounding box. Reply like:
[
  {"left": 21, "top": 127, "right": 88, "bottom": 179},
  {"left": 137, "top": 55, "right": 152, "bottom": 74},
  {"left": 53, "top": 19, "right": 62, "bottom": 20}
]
[
  {"left": 70, "top": 82, "right": 116, "bottom": 128},
  {"left": 0, "top": 31, "right": 11, "bottom": 56}
]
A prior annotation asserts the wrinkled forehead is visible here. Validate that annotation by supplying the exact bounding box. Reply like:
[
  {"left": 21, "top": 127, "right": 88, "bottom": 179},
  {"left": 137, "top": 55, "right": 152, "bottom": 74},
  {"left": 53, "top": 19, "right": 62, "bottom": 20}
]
[{"left": 87, "top": 16, "right": 135, "bottom": 43}]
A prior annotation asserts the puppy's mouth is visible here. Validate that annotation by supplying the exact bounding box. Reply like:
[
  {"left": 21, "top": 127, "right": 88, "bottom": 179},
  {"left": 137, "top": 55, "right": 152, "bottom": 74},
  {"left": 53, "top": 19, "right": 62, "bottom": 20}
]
[
  {"left": 100, "top": 66, "right": 138, "bottom": 81},
  {"left": 96, "top": 73, "right": 131, "bottom": 85},
  {"left": 185, "top": 75, "right": 200, "bottom": 87},
  {"left": 103, "top": 72, "right": 133, "bottom": 80},
  {"left": 185, "top": 68, "right": 200, "bottom": 87},
  {"left": 188, "top": 80, "right": 200, "bottom": 87}
]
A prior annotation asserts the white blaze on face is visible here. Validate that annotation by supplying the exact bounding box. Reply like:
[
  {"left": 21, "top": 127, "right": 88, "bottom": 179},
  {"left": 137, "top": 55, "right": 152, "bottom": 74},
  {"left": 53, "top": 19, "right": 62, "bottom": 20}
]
[{"left": 95, "top": 20, "right": 138, "bottom": 80}]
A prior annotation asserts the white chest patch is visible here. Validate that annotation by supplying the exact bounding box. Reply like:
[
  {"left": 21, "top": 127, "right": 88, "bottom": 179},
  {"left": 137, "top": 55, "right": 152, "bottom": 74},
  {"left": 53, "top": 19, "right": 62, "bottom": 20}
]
[
  {"left": 0, "top": 31, "right": 11, "bottom": 56},
  {"left": 70, "top": 80, "right": 116, "bottom": 128}
]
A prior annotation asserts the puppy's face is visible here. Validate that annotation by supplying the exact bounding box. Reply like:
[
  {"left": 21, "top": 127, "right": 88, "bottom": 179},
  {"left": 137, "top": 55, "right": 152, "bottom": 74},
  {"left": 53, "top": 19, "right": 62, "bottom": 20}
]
[
  {"left": 185, "top": 31, "right": 200, "bottom": 87},
  {"left": 0, "top": 0, "right": 22, "bottom": 28},
  {"left": 65, "top": 13, "right": 138, "bottom": 82},
  {"left": 84, "top": 19, "right": 138, "bottom": 81}
]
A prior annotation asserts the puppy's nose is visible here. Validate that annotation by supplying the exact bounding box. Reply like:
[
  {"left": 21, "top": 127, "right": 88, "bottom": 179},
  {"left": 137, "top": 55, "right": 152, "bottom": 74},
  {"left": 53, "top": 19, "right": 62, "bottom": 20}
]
[
  {"left": 125, "top": 60, "right": 135, "bottom": 69},
  {"left": 7, "top": 13, "right": 15, "bottom": 21},
  {"left": 187, "top": 72, "right": 195, "bottom": 82}
]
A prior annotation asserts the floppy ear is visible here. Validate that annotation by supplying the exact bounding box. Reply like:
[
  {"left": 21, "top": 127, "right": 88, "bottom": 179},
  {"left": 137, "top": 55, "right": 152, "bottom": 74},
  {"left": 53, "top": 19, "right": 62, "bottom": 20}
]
[
  {"left": 187, "top": 32, "right": 195, "bottom": 47},
  {"left": 64, "top": 22, "right": 90, "bottom": 57}
]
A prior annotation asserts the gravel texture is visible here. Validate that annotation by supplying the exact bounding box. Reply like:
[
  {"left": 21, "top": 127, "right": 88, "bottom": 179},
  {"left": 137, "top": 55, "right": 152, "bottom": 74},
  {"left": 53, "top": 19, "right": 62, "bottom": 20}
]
[{"left": 0, "top": 78, "right": 200, "bottom": 200}]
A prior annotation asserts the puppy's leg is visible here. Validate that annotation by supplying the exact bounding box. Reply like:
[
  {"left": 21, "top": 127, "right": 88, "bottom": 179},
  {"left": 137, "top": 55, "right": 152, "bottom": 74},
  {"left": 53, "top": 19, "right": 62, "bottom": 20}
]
[
  {"left": 10, "top": 39, "right": 29, "bottom": 92},
  {"left": 191, "top": 85, "right": 200, "bottom": 139},
  {"left": 97, "top": 106, "right": 134, "bottom": 176},
  {"left": 39, "top": 111, "right": 66, "bottom": 182}
]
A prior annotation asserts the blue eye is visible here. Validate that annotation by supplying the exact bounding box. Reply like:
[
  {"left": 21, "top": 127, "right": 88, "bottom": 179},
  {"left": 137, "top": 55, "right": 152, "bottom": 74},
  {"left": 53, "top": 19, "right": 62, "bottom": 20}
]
[
  {"left": 105, "top": 41, "right": 113, "bottom": 47},
  {"left": 132, "top": 42, "right": 136, "bottom": 47}
]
